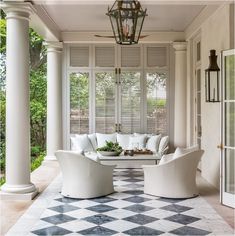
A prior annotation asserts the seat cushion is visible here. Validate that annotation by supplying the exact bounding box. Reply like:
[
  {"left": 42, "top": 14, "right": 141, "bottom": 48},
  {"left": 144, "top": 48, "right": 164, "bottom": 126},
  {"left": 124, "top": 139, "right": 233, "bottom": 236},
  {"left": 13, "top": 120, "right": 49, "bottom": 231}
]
[
  {"left": 128, "top": 135, "right": 147, "bottom": 149},
  {"left": 117, "top": 133, "right": 132, "bottom": 150},
  {"left": 146, "top": 134, "right": 162, "bottom": 153},
  {"left": 85, "top": 152, "right": 100, "bottom": 163},
  {"left": 96, "top": 133, "right": 117, "bottom": 148},
  {"left": 71, "top": 134, "right": 94, "bottom": 153}
]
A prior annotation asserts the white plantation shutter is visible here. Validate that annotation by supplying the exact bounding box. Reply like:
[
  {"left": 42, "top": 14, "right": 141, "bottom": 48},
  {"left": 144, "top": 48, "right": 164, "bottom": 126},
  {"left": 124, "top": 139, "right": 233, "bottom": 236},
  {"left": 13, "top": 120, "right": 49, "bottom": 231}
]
[
  {"left": 70, "top": 47, "right": 89, "bottom": 67},
  {"left": 147, "top": 47, "right": 167, "bottom": 67},
  {"left": 121, "top": 47, "right": 141, "bottom": 67},
  {"left": 120, "top": 72, "right": 141, "bottom": 133},
  {"left": 95, "top": 46, "right": 115, "bottom": 67},
  {"left": 95, "top": 72, "right": 116, "bottom": 133}
]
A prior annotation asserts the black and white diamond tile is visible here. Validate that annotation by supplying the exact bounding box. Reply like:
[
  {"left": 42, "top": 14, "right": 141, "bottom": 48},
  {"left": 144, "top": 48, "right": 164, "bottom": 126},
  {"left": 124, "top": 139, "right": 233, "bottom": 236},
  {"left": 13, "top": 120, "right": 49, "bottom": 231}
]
[{"left": 28, "top": 169, "right": 234, "bottom": 235}]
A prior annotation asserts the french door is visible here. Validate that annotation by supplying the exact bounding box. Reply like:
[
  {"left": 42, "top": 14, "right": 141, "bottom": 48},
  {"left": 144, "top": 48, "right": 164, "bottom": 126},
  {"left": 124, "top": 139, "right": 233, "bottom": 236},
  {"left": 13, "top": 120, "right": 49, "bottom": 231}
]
[
  {"left": 68, "top": 45, "right": 169, "bottom": 138},
  {"left": 221, "top": 49, "right": 235, "bottom": 208},
  {"left": 94, "top": 70, "right": 142, "bottom": 134}
]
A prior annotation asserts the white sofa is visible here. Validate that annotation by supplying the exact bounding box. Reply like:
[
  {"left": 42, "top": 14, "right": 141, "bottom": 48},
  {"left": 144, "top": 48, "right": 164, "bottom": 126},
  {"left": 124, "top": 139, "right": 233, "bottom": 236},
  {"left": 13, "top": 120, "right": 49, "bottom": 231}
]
[
  {"left": 143, "top": 149, "right": 204, "bottom": 199},
  {"left": 55, "top": 150, "right": 115, "bottom": 199},
  {"left": 70, "top": 132, "right": 169, "bottom": 156}
]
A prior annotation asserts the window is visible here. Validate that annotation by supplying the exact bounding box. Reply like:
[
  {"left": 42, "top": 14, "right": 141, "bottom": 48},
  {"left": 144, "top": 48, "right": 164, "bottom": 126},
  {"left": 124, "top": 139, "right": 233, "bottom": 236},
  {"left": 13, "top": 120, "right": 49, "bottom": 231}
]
[
  {"left": 95, "top": 72, "right": 116, "bottom": 133},
  {"left": 146, "top": 72, "right": 167, "bottom": 135},
  {"left": 120, "top": 71, "right": 141, "bottom": 133},
  {"left": 68, "top": 44, "right": 169, "bottom": 137},
  {"left": 70, "top": 72, "right": 89, "bottom": 134}
]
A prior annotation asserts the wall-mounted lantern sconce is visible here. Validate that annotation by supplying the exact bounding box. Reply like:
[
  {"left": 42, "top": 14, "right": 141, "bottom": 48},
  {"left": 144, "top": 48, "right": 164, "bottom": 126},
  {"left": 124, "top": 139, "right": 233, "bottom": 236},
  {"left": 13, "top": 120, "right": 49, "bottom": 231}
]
[{"left": 205, "top": 49, "right": 220, "bottom": 102}]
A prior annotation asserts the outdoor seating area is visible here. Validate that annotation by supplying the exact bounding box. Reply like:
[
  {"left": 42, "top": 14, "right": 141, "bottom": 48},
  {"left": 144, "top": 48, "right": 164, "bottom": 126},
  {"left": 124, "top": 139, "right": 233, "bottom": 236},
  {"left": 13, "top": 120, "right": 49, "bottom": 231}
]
[{"left": 0, "top": 0, "right": 234, "bottom": 235}]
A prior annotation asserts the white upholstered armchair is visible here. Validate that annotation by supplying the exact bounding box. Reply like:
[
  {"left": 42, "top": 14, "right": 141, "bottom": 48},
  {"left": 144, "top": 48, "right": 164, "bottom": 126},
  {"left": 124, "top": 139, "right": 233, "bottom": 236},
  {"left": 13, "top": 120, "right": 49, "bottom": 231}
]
[
  {"left": 55, "top": 150, "right": 116, "bottom": 199},
  {"left": 143, "top": 150, "right": 204, "bottom": 199}
]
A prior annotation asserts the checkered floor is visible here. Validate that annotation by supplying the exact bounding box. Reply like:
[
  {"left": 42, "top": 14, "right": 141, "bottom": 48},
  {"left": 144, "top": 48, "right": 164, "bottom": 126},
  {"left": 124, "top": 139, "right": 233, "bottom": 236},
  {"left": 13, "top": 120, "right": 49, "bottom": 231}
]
[{"left": 29, "top": 169, "right": 233, "bottom": 235}]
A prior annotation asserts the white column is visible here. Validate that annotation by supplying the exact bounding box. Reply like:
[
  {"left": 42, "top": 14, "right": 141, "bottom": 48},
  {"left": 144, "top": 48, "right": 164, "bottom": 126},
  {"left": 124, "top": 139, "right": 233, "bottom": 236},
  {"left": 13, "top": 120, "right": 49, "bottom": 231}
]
[
  {"left": 45, "top": 42, "right": 63, "bottom": 161},
  {"left": 173, "top": 42, "right": 187, "bottom": 148},
  {"left": 0, "top": 4, "right": 37, "bottom": 198}
]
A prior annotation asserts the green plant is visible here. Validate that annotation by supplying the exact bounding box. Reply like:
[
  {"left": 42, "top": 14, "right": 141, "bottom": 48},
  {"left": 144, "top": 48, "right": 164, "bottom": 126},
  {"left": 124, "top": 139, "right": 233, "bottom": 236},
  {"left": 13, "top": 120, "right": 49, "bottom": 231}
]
[
  {"left": 31, "top": 151, "right": 45, "bottom": 172},
  {"left": 97, "top": 141, "right": 122, "bottom": 153},
  {"left": 31, "top": 145, "right": 41, "bottom": 157},
  {"left": 0, "top": 176, "right": 5, "bottom": 186}
]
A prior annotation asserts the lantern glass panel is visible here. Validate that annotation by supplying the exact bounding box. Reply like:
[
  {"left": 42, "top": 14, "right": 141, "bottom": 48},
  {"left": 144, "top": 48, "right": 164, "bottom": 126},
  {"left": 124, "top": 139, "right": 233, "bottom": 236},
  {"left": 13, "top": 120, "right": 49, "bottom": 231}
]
[
  {"left": 135, "top": 14, "right": 145, "bottom": 42},
  {"left": 206, "top": 70, "right": 219, "bottom": 102},
  {"left": 110, "top": 14, "right": 120, "bottom": 43}
]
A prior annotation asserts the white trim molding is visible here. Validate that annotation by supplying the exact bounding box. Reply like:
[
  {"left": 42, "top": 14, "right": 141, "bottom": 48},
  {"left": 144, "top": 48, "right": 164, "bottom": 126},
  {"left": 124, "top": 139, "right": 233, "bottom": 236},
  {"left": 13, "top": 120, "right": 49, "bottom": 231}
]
[{"left": 61, "top": 31, "right": 185, "bottom": 44}]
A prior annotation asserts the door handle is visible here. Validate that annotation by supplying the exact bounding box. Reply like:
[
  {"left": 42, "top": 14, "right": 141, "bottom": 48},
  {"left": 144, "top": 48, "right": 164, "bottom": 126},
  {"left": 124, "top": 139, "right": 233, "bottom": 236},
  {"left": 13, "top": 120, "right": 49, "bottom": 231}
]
[{"left": 217, "top": 143, "right": 224, "bottom": 150}]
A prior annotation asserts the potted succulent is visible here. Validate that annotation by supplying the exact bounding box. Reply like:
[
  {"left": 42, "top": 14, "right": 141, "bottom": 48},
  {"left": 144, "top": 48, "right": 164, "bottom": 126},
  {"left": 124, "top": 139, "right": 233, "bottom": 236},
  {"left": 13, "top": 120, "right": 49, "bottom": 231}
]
[{"left": 96, "top": 141, "right": 123, "bottom": 156}]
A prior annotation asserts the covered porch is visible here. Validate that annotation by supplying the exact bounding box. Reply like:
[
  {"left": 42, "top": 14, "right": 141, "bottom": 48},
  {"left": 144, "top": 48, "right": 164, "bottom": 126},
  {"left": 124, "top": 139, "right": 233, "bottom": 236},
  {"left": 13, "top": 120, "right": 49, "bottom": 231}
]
[{"left": 0, "top": 0, "right": 234, "bottom": 235}]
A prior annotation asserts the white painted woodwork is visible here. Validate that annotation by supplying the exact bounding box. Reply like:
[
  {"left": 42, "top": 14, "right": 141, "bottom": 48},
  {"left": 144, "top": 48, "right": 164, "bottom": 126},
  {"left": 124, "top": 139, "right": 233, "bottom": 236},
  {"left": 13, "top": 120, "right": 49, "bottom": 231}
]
[
  {"left": 0, "top": 4, "right": 37, "bottom": 196},
  {"left": 173, "top": 42, "right": 187, "bottom": 148},
  {"left": 45, "top": 42, "right": 63, "bottom": 161}
]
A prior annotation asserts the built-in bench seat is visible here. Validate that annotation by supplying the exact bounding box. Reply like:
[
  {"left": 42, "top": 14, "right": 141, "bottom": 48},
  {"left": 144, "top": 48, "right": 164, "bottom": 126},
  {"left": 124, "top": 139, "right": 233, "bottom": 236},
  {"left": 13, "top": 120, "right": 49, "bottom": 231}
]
[{"left": 70, "top": 133, "right": 169, "bottom": 165}]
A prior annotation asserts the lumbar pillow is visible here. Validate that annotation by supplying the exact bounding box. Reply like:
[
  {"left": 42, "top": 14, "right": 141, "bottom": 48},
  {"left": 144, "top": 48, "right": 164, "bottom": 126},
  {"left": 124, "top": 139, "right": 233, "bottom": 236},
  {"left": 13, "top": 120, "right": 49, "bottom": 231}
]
[
  {"left": 158, "top": 136, "right": 169, "bottom": 154},
  {"left": 96, "top": 133, "right": 117, "bottom": 148},
  {"left": 129, "top": 135, "right": 147, "bottom": 149},
  {"left": 88, "top": 133, "right": 98, "bottom": 150},
  {"left": 71, "top": 134, "right": 94, "bottom": 153},
  {"left": 117, "top": 133, "right": 132, "bottom": 150},
  {"left": 146, "top": 134, "right": 162, "bottom": 153}
]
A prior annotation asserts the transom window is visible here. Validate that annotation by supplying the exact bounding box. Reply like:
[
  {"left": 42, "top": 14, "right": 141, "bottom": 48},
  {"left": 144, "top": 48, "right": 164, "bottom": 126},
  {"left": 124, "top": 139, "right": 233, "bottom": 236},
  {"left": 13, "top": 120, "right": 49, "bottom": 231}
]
[{"left": 68, "top": 44, "right": 169, "bottom": 137}]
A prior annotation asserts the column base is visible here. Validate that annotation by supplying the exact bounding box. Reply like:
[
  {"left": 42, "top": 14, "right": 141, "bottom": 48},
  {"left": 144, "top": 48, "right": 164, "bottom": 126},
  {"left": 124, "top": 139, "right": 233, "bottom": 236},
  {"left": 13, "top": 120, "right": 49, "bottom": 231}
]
[
  {"left": 0, "top": 188, "right": 38, "bottom": 200},
  {"left": 0, "top": 183, "right": 38, "bottom": 200},
  {"left": 44, "top": 155, "right": 57, "bottom": 161}
]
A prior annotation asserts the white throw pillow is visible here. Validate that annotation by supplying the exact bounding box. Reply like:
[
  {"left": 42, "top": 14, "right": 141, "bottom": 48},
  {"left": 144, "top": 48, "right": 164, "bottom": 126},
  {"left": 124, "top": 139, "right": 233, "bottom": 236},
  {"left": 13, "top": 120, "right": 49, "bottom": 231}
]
[
  {"left": 146, "top": 134, "right": 162, "bottom": 153},
  {"left": 128, "top": 135, "right": 147, "bottom": 149},
  {"left": 88, "top": 133, "right": 97, "bottom": 150},
  {"left": 158, "top": 136, "right": 169, "bottom": 153},
  {"left": 173, "top": 147, "right": 186, "bottom": 159},
  {"left": 173, "top": 145, "right": 199, "bottom": 159},
  {"left": 134, "top": 133, "right": 153, "bottom": 138},
  {"left": 117, "top": 134, "right": 131, "bottom": 150},
  {"left": 71, "top": 134, "right": 94, "bottom": 153},
  {"left": 96, "top": 133, "right": 117, "bottom": 148},
  {"left": 159, "top": 153, "right": 174, "bottom": 165}
]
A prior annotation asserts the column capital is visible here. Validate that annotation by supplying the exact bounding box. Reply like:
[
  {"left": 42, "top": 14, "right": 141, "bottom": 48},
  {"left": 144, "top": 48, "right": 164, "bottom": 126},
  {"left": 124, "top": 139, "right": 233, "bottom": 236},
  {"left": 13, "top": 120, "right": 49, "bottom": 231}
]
[
  {"left": 45, "top": 42, "right": 63, "bottom": 53},
  {"left": 173, "top": 41, "right": 187, "bottom": 51},
  {"left": 0, "top": 2, "right": 35, "bottom": 21}
]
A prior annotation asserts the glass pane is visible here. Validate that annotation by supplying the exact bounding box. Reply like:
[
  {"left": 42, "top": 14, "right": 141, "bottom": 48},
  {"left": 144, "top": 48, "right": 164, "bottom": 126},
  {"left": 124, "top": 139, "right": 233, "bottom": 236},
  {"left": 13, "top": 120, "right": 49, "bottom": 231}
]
[
  {"left": 197, "top": 42, "right": 201, "bottom": 61},
  {"left": 197, "top": 138, "right": 201, "bottom": 149},
  {"left": 225, "top": 149, "right": 235, "bottom": 194},
  {"left": 146, "top": 72, "right": 167, "bottom": 135},
  {"left": 197, "top": 69, "right": 201, "bottom": 92},
  {"left": 225, "top": 55, "right": 235, "bottom": 100},
  {"left": 70, "top": 72, "right": 89, "bottom": 134},
  {"left": 120, "top": 72, "right": 141, "bottom": 133},
  {"left": 197, "top": 92, "right": 201, "bottom": 115},
  {"left": 95, "top": 72, "right": 116, "bottom": 133},
  {"left": 225, "top": 102, "right": 235, "bottom": 147}
]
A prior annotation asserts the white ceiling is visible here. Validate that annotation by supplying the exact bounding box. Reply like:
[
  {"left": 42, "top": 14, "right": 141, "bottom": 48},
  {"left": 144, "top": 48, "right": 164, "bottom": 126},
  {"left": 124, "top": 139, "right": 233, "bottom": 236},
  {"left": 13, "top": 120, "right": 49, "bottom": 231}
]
[{"left": 41, "top": 4, "right": 205, "bottom": 32}]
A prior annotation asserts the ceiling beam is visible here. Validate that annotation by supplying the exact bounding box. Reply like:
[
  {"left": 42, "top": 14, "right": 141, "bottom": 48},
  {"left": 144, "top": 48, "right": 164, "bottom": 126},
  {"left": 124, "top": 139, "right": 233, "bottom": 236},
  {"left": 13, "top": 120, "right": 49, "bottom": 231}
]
[
  {"left": 185, "top": 5, "right": 220, "bottom": 39},
  {"left": 30, "top": 5, "right": 61, "bottom": 41}
]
